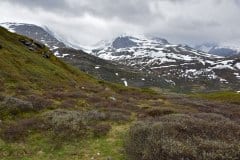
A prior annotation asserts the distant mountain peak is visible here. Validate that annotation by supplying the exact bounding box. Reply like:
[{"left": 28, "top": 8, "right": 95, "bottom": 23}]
[
  {"left": 112, "top": 36, "right": 139, "bottom": 49},
  {"left": 149, "top": 37, "right": 170, "bottom": 44},
  {"left": 194, "top": 42, "right": 240, "bottom": 57}
]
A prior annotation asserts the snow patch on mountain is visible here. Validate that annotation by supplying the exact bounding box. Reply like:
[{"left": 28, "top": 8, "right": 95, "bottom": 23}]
[{"left": 91, "top": 35, "right": 240, "bottom": 88}]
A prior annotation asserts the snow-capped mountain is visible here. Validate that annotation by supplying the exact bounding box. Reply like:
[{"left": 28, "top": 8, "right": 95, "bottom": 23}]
[
  {"left": 91, "top": 35, "right": 240, "bottom": 91},
  {"left": 1, "top": 22, "right": 239, "bottom": 92},
  {"left": 0, "top": 23, "right": 172, "bottom": 89},
  {"left": 0, "top": 22, "right": 69, "bottom": 50},
  {"left": 195, "top": 43, "right": 240, "bottom": 57}
]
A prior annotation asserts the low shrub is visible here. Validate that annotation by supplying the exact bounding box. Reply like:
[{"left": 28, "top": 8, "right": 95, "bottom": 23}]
[
  {"left": 65, "top": 91, "right": 87, "bottom": 99},
  {"left": 45, "top": 91, "right": 67, "bottom": 100},
  {"left": 83, "top": 110, "right": 130, "bottom": 123},
  {"left": 106, "top": 111, "right": 131, "bottom": 122},
  {"left": 0, "top": 118, "right": 44, "bottom": 142},
  {"left": 60, "top": 99, "right": 77, "bottom": 109},
  {"left": 0, "top": 94, "right": 4, "bottom": 101},
  {"left": 87, "top": 95, "right": 104, "bottom": 104},
  {"left": 27, "top": 95, "right": 52, "bottom": 110},
  {"left": 0, "top": 97, "right": 34, "bottom": 117},
  {"left": 125, "top": 113, "right": 240, "bottom": 160},
  {"left": 0, "top": 80, "right": 5, "bottom": 92},
  {"left": 42, "top": 109, "right": 87, "bottom": 139},
  {"left": 83, "top": 110, "right": 107, "bottom": 121},
  {"left": 92, "top": 123, "right": 112, "bottom": 137},
  {"left": 15, "top": 84, "right": 30, "bottom": 95},
  {"left": 1, "top": 123, "right": 26, "bottom": 142},
  {"left": 146, "top": 107, "right": 177, "bottom": 117}
]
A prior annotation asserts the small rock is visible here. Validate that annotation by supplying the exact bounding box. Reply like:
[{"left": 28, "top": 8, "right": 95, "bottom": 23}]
[
  {"left": 28, "top": 47, "right": 35, "bottom": 51},
  {"left": 109, "top": 97, "right": 116, "bottom": 101},
  {"left": 43, "top": 52, "right": 51, "bottom": 59}
]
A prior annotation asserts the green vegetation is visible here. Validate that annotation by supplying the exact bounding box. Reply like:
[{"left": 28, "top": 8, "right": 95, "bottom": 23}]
[
  {"left": 193, "top": 91, "right": 240, "bottom": 104},
  {"left": 0, "top": 27, "right": 239, "bottom": 160},
  {"left": 0, "top": 27, "right": 96, "bottom": 95}
]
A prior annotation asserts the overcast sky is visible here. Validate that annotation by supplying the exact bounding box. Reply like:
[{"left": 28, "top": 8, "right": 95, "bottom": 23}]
[{"left": 0, "top": 0, "right": 240, "bottom": 46}]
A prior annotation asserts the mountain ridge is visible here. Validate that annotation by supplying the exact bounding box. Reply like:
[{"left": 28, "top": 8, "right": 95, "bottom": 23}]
[
  {"left": 91, "top": 35, "right": 240, "bottom": 91},
  {"left": 1, "top": 22, "right": 239, "bottom": 92}
]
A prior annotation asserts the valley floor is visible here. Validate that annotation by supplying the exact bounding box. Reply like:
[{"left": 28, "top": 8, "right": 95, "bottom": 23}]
[{"left": 1, "top": 90, "right": 240, "bottom": 160}]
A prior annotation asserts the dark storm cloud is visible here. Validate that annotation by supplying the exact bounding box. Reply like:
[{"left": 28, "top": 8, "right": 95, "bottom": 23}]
[{"left": 0, "top": 0, "right": 240, "bottom": 46}]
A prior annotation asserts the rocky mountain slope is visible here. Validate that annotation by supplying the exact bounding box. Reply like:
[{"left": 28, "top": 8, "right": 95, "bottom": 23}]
[
  {"left": 56, "top": 48, "right": 170, "bottom": 88},
  {"left": 92, "top": 35, "right": 240, "bottom": 92}
]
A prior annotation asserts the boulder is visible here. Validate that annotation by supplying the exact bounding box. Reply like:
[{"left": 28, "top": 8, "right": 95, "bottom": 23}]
[
  {"left": 42, "top": 52, "right": 51, "bottom": 59},
  {"left": 19, "top": 39, "right": 44, "bottom": 52}
]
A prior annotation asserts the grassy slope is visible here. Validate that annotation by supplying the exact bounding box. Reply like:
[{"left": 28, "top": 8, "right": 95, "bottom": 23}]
[{"left": 0, "top": 27, "right": 97, "bottom": 95}]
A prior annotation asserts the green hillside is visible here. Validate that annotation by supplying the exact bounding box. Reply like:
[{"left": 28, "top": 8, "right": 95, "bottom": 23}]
[
  {"left": 0, "top": 27, "right": 96, "bottom": 95},
  {"left": 0, "top": 27, "right": 239, "bottom": 160}
]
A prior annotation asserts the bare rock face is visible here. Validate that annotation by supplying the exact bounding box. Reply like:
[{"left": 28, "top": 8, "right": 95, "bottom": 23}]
[
  {"left": 19, "top": 39, "right": 44, "bottom": 51},
  {"left": 19, "top": 39, "right": 52, "bottom": 58},
  {"left": 112, "top": 36, "right": 138, "bottom": 49}
]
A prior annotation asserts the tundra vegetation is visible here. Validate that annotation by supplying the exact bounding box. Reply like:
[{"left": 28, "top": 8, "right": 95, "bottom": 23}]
[{"left": 0, "top": 27, "right": 239, "bottom": 160}]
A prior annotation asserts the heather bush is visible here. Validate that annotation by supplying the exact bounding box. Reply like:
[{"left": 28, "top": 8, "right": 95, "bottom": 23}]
[
  {"left": 60, "top": 99, "right": 77, "bottom": 109},
  {"left": 106, "top": 111, "right": 131, "bottom": 122},
  {"left": 42, "top": 109, "right": 87, "bottom": 139},
  {"left": 27, "top": 95, "right": 52, "bottom": 110},
  {"left": 92, "top": 123, "right": 112, "bottom": 137},
  {"left": 0, "top": 80, "right": 4, "bottom": 91},
  {"left": 146, "top": 107, "right": 177, "bottom": 117},
  {"left": 0, "top": 118, "right": 44, "bottom": 142},
  {"left": 0, "top": 97, "right": 34, "bottom": 117},
  {"left": 125, "top": 113, "right": 240, "bottom": 160},
  {"left": 0, "top": 94, "right": 4, "bottom": 101},
  {"left": 83, "top": 110, "right": 107, "bottom": 121}
]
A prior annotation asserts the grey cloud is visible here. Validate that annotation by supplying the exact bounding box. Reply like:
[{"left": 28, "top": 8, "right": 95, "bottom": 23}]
[
  {"left": 6, "top": 0, "right": 162, "bottom": 24},
  {"left": 5, "top": 0, "right": 68, "bottom": 9},
  {"left": 0, "top": 0, "right": 240, "bottom": 46}
]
